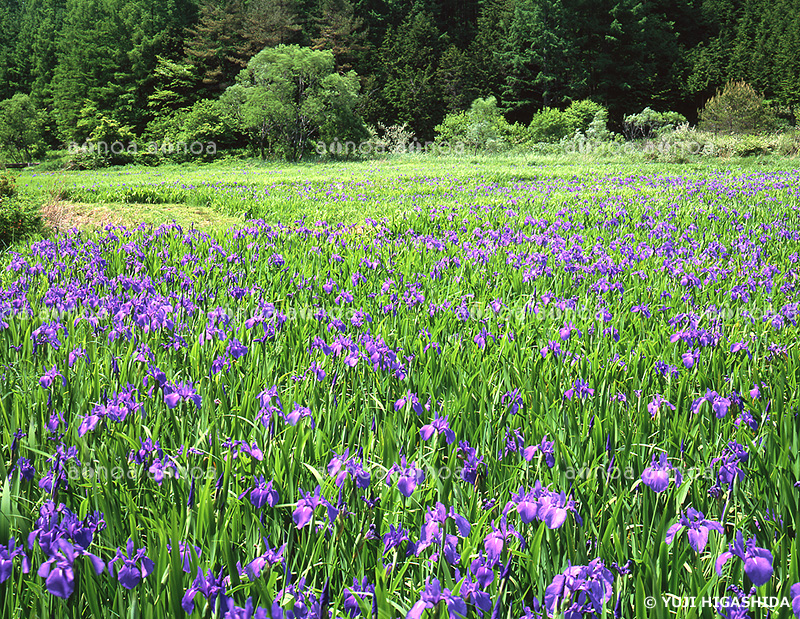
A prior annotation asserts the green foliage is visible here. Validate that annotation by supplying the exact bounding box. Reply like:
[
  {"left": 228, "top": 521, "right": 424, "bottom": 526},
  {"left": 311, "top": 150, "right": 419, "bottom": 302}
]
[
  {"left": 503, "top": 0, "right": 578, "bottom": 115},
  {"left": 180, "top": 100, "right": 233, "bottom": 154},
  {"left": 563, "top": 100, "right": 605, "bottom": 134},
  {"left": 699, "top": 81, "right": 777, "bottom": 135},
  {"left": 585, "top": 108, "right": 611, "bottom": 142},
  {"left": 0, "top": 93, "right": 46, "bottom": 163},
  {"left": 0, "top": 174, "right": 41, "bottom": 247},
  {"left": 4, "top": 0, "right": 800, "bottom": 164},
  {"left": 220, "top": 44, "right": 367, "bottom": 160},
  {"left": 377, "top": 11, "right": 444, "bottom": 141},
  {"left": 66, "top": 105, "right": 139, "bottom": 167},
  {"left": 0, "top": 172, "right": 16, "bottom": 200},
  {"left": 526, "top": 102, "right": 613, "bottom": 145},
  {"left": 733, "top": 135, "right": 770, "bottom": 157},
  {"left": 434, "top": 96, "right": 523, "bottom": 152},
  {"left": 528, "top": 107, "right": 572, "bottom": 143},
  {"left": 623, "top": 107, "right": 688, "bottom": 139},
  {"left": 147, "top": 56, "right": 199, "bottom": 113}
]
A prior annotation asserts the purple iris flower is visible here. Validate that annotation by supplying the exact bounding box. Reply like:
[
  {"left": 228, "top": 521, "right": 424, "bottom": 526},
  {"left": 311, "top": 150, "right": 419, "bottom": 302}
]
[
  {"left": 10, "top": 457, "right": 36, "bottom": 482},
  {"left": 503, "top": 482, "right": 582, "bottom": 529},
  {"left": 283, "top": 403, "right": 315, "bottom": 428},
  {"left": 715, "top": 531, "right": 773, "bottom": 587},
  {"left": 220, "top": 597, "right": 269, "bottom": 618},
  {"left": 245, "top": 476, "right": 280, "bottom": 508},
  {"left": 457, "top": 440, "right": 487, "bottom": 484},
  {"left": 327, "top": 448, "right": 371, "bottom": 489},
  {"left": 383, "top": 524, "right": 409, "bottom": 555},
  {"left": 502, "top": 389, "right": 523, "bottom": 415},
  {"left": 256, "top": 385, "right": 282, "bottom": 430},
  {"left": 0, "top": 538, "right": 30, "bottom": 584},
  {"left": 309, "top": 361, "right": 326, "bottom": 381},
  {"left": 790, "top": 583, "right": 800, "bottom": 617},
  {"left": 564, "top": 379, "right": 594, "bottom": 401},
  {"left": 68, "top": 347, "right": 89, "bottom": 367},
  {"left": 665, "top": 508, "right": 724, "bottom": 552},
  {"left": 109, "top": 539, "right": 155, "bottom": 589},
  {"left": 226, "top": 338, "right": 248, "bottom": 359},
  {"left": 544, "top": 559, "right": 614, "bottom": 619},
  {"left": 293, "top": 485, "right": 322, "bottom": 528},
  {"left": 36, "top": 539, "right": 104, "bottom": 599},
  {"left": 420, "top": 412, "right": 456, "bottom": 444},
  {"left": 407, "top": 578, "right": 467, "bottom": 619},
  {"left": 483, "top": 516, "right": 524, "bottom": 567},
  {"left": 730, "top": 341, "right": 751, "bottom": 359},
  {"left": 711, "top": 441, "right": 749, "bottom": 488},
  {"left": 239, "top": 538, "right": 284, "bottom": 580},
  {"left": 412, "top": 503, "right": 470, "bottom": 561},
  {"left": 182, "top": 567, "right": 228, "bottom": 614},
  {"left": 522, "top": 435, "right": 556, "bottom": 468},
  {"left": 394, "top": 390, "right": 425, "bottom": 415},
  {"left": 641, "top": 453, "right": 682, "bottom": 493},
  {"left": 344, "top": 577, "right": 376, "bottom": 618},
  {"left": 691, "top": 388, "right": 732, "bottom": 418},
  {"left": 39, "top": 365, "right": 64, "bottom": 389},
  {"left": 681, "top": 349, "right": 700, "bottom": 368},
  {"left": 647, "top": 394, "right": 676, "bottom": 418},
  {"left": 386, "top": 456, "right": 426, "bottom": 498},
  {"left": 163, "top": 381, "right": 202, "bottom": 409}
]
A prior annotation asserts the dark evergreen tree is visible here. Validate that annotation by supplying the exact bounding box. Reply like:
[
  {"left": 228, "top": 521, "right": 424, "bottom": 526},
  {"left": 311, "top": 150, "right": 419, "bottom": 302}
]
[
  {"left": 436, "top": 45, "right": 477, "bottom": 113},
  {"left": 184, "top": 0, "right": 253, "bottom": 94},
  {"left": 466, "top": 0, "right": 517, "bottom": 110},
  {"left": 377, "top": 11, "right": 444, "bottom": 140},
  {"left": 245, "top": 0, "right": 303, "bottom": 50},
  {"left": 14, "top": 0, "right": 68, "bottom": 109},
  {"left": 0, "top": 0, "right": 22, "bottom": 100},
  {"left": 502, "top": 0, "right": 577, "bottom": 119},
  {"left": 51, "top": 0, "right": 126, "bottom": 141},
  {"left": 311, "top": 0, "right": 369, "bottom": 72}
]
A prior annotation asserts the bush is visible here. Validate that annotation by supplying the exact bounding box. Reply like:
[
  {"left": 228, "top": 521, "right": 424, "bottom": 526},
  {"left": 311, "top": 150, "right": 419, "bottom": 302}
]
[
  {"left": 564, "top": 100, "right": 605, "bottom": 134},
  {"left": 0, "top": 174, "right": 42, "bottom": 248},
  {"left": 434, "top": 96, "right": 518, "bottom": 153},
  {"left": 733, "top": 135, "right": 770, "bottom": 157},
  {"left": 364, "top": 123, "right": 416, "bottom": 156},
  {"left": 0, "top": 93, "right": 46, "bottom": 164},
  {"left": 528, "top": 107, "right": 572, "bottom": 143},
  {"left": 585, "top": 109, "right": 611, "bottom": 142},
  {"left": 698, "top": 81, "right": 776, "bottom": 135},
  {"left": 775, "top": 131, "right": 800, "bottom": 157},
  {"left": 623, "top": 107, "right": 688, "bottom": 140},
  {"left": 0, "top": 173, "right": 16, "bottom": 200}
]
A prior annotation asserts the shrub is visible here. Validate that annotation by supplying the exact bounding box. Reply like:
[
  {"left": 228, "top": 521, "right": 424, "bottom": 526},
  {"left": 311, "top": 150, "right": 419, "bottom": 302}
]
[
  {"left": 0, "top": 93, "right": 46, "bottom": 164},
  {"left": 0, "top": 173, "right": 16, "bottom": 200},
  {"left": 0, "top": 174, "right": 42, "bottom": 247},
  {"left": 528, "top": 107, "right": 572, "bottom": 143},
  {"left": 733, "top": 135, "right": 770, "bottom": 157},
  {"left": 434, "top": 96, "right": 517, "bottom": 153},
  {"left": 585, "top": 109, "right": 611, "bottom": 142},
  {"left": 623, "top": 107, "right": 688, "bottom": 140},
  {"left": 365, "top": 123, "right": 416, "bottom": 156},
  {"left": 698, "top": 81, "right": 776, "bottom": 135},
  {"left": 564, "top": 100, "right": 605, "bottom": 134},
  {"left": 775, "top": 130, "right": 800, "bottom": 157}
]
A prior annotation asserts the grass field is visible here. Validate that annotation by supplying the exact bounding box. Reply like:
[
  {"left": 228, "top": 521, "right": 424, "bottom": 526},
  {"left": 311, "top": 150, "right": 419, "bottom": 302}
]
[{"left": 2, "top": 154, "right": 800, "bottom": 618}]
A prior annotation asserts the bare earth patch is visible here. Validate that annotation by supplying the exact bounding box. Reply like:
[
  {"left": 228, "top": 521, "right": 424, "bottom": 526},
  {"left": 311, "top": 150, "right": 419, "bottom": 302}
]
[{"left": 41, "top": 196, "right": 242, "bottom": 233}]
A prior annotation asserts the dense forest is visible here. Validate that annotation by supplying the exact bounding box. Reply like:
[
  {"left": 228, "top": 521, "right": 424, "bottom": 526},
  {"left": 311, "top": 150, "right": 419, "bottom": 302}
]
[{"left": 0, "top": 0, "right": 798, "bottom": 149}]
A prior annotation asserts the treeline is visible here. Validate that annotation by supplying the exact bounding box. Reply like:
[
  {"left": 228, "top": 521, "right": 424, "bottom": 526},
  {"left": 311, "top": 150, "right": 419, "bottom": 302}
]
[{"left": 1, "top": 0, "right": 799, "bottom": 149}]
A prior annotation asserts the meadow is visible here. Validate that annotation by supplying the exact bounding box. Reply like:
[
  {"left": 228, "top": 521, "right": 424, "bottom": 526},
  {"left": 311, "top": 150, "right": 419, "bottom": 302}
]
[{"left": 2, "top": 154, "right": 800, "bottom": 618}]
